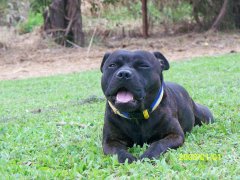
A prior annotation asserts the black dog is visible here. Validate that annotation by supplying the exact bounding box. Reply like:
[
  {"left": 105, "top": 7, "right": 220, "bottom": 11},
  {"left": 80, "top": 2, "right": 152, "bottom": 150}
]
[{"left": 100, "top": 50, "right": 213, "bottom": 163}]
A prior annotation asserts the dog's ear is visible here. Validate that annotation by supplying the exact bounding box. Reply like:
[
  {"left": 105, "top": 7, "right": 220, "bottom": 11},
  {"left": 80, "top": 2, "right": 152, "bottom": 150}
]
[
  {"left": 153, "top": 52, "right": 170, "bottom": 71},
  {"left": 100, "top": 52, "right": 111, "bottom": 73}
]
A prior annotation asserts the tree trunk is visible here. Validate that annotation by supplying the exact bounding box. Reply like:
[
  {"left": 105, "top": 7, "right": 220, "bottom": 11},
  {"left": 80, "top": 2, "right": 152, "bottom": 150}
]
[
  {"left": 192, "top": 0, "right": 202, "bottom": 28},
  {"left": 232, "top": 1, "right": 240, "bottom": 28},
  {"left": 141, "top": 0, "right": 148, "bottom": 38},
  {"left": 43, "top": 0, "right": 84, "bottom": 47},
  {"left": 66, "top": 0, "right": 85, "bottom": 47},
  {"left": 210, "top": 0, "right": 229, "bottom": 31}
]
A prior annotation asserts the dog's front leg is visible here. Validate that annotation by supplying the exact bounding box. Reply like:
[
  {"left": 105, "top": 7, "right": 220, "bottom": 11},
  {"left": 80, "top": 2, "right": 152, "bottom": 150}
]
[
  {"left": 140, "top": 133, "right": 184, "bottom": 160},
  {"left": 103, "top": 140, "right": 137, "bottom": 163}
]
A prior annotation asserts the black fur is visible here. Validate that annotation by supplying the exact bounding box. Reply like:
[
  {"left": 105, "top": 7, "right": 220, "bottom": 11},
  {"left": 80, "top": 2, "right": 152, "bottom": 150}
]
[{"left": 101, "top": 50, "right": 214, "bottom": 163}]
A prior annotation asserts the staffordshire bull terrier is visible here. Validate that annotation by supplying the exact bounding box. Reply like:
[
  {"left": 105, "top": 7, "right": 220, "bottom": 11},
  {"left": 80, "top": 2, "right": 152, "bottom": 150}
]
[{"left": 100, "top": 50, "right": 213, "bottom": 163}]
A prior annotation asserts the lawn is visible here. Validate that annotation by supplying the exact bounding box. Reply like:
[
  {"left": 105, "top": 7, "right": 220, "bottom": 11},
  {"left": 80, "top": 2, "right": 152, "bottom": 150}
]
[{"left": 0, "top": 53, "right": 239, "bottom": 179}]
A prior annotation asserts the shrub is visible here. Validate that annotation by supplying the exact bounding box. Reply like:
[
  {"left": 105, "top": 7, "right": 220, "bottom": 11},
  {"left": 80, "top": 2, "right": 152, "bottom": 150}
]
[
  {"left": 30, "top": 0, "right": 51, "bottom": 14},
  {"left": 17, "top": 12, "right": 43, "bottom": 34}
]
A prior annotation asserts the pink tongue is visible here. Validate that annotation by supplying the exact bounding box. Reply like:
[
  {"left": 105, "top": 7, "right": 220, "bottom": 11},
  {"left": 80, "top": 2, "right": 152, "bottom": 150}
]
[{"left": 116, "top": 91, "right": 134, "bottom": 103}]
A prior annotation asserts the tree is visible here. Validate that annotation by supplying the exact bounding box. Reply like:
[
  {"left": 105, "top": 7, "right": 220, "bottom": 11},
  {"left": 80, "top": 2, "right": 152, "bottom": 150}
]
[
  {"left": 43, "top": 0, "right": 84, "bottom": 47},
  {"left": 141, "top": 0, "right": 148, "bottom": 38},
  {"left": 103, "top": 0, "right": 149, "bottom": 38},
  {"left": 210, "top": 0, "right": 229, "bottom": 31},
  {"left": 190, "top": 0, "right": 240, "bottom": 30}
]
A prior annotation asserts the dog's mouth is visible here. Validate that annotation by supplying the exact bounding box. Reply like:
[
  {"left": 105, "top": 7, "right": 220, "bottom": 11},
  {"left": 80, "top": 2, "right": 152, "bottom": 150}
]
[
  {"left": 109, "top": 87, "right": 140, "bottom": 104},
  {"left": 116, "top": 88, "right": 134, "bottom": 103},
  {"left": 107, "top": 87, "right": 143, "bottom": 112}
]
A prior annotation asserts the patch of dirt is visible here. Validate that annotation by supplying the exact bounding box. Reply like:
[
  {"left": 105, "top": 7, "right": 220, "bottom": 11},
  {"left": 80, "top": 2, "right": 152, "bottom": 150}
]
[{"left": 0, "top": 27, "right": 240, "bottom": 80}]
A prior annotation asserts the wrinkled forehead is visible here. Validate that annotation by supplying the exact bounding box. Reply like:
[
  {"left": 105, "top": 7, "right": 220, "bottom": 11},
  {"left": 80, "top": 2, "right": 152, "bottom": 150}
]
[{"left": 109, "top": 50, "right": 156, "bottom": 62}]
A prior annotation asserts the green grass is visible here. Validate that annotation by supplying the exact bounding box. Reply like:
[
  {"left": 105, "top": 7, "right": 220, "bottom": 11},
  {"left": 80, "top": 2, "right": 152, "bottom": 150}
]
[
  {"left": 0, "top": 53, "right": 239, "bottom": 179},
  {"left": 17, "top": 13, "right": 43, "bottom": 34}
]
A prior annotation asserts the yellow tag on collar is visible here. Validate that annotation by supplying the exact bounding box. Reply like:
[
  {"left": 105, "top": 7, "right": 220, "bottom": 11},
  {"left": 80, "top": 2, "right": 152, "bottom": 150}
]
[{"left": 143, "top": 110, "right": 150, "bottom": 119}]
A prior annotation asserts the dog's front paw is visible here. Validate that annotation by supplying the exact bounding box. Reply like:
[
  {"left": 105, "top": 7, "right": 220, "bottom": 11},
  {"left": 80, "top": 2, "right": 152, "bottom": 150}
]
[
  {"left": 118, "top": 150, "right": 137, "bottom": 163},
  {"left": 140, "top": 153, "right": 153, "bottom": 160},
  {"left": 140, "top": 150, "right": 160, "bottom": 160}
]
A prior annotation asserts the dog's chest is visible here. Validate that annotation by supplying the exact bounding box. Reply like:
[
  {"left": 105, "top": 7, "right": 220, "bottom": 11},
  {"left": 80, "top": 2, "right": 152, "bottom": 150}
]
[{"left": 120, "top": 119, "right": 158, "bottom": 146}]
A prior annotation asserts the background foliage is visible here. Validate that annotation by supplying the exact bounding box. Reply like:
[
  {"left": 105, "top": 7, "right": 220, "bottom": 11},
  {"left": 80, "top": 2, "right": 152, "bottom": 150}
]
[
  {"left": 29, "top": 0, "right": 51, "bottom": 14},
  {"left": 0, "top": 0, "right": 239, "bottom": 35}
]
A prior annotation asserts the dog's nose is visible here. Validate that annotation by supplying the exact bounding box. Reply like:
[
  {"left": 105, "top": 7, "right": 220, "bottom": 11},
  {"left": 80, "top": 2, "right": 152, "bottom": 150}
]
[{"left": 116, "top": 69, "right": 132, "bottom": 79}]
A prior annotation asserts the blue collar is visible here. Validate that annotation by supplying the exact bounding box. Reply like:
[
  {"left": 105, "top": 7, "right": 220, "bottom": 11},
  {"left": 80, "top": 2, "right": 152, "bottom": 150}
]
[{"left": 108, "top": 84, "right": 164, "bottom": 120}]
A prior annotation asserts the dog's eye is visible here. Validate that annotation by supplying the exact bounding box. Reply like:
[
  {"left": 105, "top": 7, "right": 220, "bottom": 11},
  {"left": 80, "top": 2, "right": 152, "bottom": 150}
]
[
  {"left": 138, "top": 64, "right": 150, "bottom": 69},
  {"left": 108, "top": 63, "right": 116, "bottom": 68}
]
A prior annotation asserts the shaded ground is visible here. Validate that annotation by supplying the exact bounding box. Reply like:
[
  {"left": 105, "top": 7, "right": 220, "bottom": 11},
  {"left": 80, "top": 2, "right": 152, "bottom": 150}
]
[{"left": 0, "top": 27, "right": 240, "bottom": 80}]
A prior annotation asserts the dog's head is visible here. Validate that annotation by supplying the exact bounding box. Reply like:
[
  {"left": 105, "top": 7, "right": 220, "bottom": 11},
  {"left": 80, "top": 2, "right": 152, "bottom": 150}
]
[{"left": 101, "top": 50, "right": 169, "bottom": 112}]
